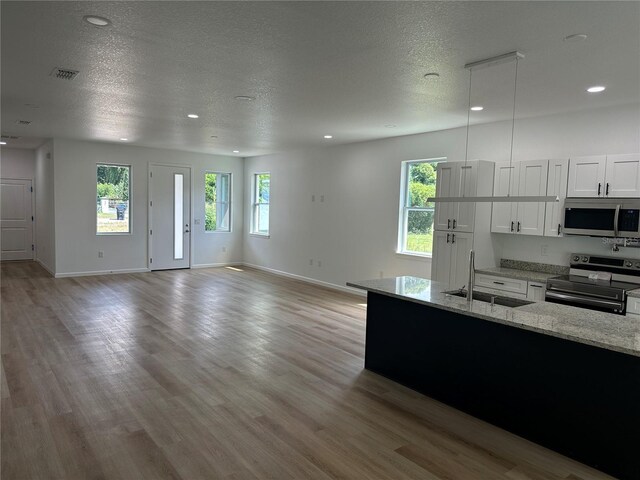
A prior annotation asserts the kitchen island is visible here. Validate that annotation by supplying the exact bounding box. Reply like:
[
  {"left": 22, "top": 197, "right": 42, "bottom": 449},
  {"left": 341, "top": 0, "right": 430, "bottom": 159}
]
[{"left": 347, "top": 276, "right": 640, "bottom": 480}]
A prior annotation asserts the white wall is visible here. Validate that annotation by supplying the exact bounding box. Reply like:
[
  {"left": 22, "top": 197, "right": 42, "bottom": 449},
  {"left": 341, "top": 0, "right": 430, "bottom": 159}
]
[
  {"left": 0, "top": 147, "right": 35, "bottom": 180},
  {"left": 35, "top": 141, "right": 55, "bottom": 274},
  {"left": 244, "top": 103, "right": 640, "bottom": 289},
  {"left": 53, "top": 139, "right": 243, "bottom": 276}
]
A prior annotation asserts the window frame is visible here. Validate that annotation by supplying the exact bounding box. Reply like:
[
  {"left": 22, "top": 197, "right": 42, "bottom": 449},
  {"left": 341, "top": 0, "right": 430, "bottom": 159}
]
[
  {"left": 251, "top": 172, "right": 270, "bottom": 237},
  {"left": 96, "top": 163, "right": 132, "bottom": 236},
  {"left": 397, "top": 158, "right": 445, "bottom": 257},
  {"left": 204, "top": 171, "right": 232, "bottom": 233}
]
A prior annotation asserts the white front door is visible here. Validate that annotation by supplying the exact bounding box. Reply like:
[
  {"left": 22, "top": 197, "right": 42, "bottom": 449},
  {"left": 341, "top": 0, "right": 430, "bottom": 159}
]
[
  {"left": 1, "top": 178, "right": 33, "bottom": 261},
  {"left": 149, "top": 165, "right": 191, "bottom": 270}
]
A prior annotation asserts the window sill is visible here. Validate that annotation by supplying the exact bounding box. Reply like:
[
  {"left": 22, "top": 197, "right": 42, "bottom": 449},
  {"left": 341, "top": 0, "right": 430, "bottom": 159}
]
[
  {"left": 249, "top": 233, "right": 270, "bottom": 239},
  {"left": 395, "top": 251, "right": 432, "bottom": 260},
  {"left": 205, "top": 230, "right": 232, "bottom": 234},
  {"left": 97, "top": 232, "right": 132, "bottom": 236}
]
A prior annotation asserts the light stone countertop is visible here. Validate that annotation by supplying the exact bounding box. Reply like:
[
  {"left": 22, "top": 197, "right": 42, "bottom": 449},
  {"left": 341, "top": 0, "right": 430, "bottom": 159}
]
[
  {"left": 474, "top": 267, "right": 559, "bottom": 283},
  {"left": 347, "top": 276, "right": 640, "bottom": 358}
]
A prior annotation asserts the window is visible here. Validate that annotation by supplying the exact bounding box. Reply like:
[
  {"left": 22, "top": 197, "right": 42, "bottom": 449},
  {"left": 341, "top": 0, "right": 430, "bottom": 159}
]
[
  {"left": 251, "top": 173, "right": 270, "bottom": 235},
  {"left": 398, "top": 158, "right": 444, "bottom": 256},
  {"left": 97, "top": 164, "right": 130, "bottom": 234},
  {"left": 205, "top": 172, "right": 231, "bottom": 232}
]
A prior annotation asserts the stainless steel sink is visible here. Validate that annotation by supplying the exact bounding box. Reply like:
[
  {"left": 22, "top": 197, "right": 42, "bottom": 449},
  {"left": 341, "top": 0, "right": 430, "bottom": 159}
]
[{"left": 444, "top": 290, "right": 534, "bottom": 308}]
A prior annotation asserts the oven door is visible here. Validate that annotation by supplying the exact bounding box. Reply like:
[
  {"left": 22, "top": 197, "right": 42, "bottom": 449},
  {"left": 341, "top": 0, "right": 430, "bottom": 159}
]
[
  {"left": 545, "top": 290, "right": 626, "bottom": 314},
  {"left": 563, "top": 203, "right": 617, "bottom": 237}
]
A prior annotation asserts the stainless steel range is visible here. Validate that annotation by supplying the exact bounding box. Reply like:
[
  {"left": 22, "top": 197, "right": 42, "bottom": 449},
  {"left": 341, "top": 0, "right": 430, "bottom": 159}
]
[{"left": 545, "top": 253, "right": 640, "bottom": 314}]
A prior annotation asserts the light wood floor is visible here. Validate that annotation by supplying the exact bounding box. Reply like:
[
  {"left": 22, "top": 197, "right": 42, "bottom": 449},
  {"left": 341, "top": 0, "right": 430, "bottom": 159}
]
[{"left": 1, "top": 261, "right": 614, "bottom": 480}]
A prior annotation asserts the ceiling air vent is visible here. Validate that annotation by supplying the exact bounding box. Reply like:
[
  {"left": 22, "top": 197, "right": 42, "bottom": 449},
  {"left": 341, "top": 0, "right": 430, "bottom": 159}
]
[
  {"left": 50, "top": 67, "right": 79, "bottom": 80},
  {"left": 16, "top": 120, "right": 32, "bottom": 126}
]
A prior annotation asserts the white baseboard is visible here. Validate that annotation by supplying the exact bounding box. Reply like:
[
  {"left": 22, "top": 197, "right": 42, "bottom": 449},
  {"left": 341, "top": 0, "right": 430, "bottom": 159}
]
[
  {"left": 191, "top": 262, "right": 244, "bottom": 269},
  {"left": 242, "top": 262, "right": 366, "bottom": 297},
  {"left": 54, "top": 267, "right": 150, "bottom": 278},
  {"left": 36, "top": 258, "right": 55, "bottom": 277}
]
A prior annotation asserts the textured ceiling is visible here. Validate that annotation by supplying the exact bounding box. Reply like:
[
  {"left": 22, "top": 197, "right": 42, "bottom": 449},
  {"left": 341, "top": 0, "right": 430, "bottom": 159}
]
[{"left": 1, "top": 1, "right": 639, "bottom": 156}]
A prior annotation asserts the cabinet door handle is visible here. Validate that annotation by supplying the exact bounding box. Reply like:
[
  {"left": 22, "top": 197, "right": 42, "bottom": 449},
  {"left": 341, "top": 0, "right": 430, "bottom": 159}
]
[
  {"left": 510, "top": 221, "right": 514, "bottom": 232},
  {"left": 517, "top": 221, "right": 521, "bottom": 232},
  {"left": 606, "top": 183, "right": 610, "bottom": 196},
  {"left": 493, "top": 281, "right": 505, "bottom": 285},
  {"left": 530, "top": 284, "right": 543, "bottom": 288},
  {"left": 446, "top": 233, "right": 450, "bottom": 243},
  {"left": 452, "top": 219, "right": 457, "bottom": 229},
  {"left": 447, "top": 218, "right": 451, "bottom": 229},
  {"left": 597, "top": 183, "right": 602, "bottom": 196},
  {"left": 451, "top": 233, "right": 456, "bottom": 243},
  {"left": 558, "top": 223, "right": 561, "bottom": 235}
]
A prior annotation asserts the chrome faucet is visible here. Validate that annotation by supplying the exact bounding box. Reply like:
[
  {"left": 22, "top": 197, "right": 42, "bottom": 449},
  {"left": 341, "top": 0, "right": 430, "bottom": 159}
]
[{"left": 467, "top": 250, "right": 475, "bottom": 304}]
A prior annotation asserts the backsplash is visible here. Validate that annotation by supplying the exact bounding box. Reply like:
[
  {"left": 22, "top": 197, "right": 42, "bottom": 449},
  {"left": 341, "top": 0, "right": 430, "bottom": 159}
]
[{"left": 500, "top": 259, "right": 569, "bottom": 275}]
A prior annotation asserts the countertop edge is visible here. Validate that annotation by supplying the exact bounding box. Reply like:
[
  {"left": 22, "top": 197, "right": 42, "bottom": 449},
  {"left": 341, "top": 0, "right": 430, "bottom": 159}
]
[{"left": 348, "top": 281, "right": 640, "bottom": 358}]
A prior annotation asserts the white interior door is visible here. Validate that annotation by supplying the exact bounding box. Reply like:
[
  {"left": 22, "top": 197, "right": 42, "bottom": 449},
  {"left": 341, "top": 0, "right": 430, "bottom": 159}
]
[
  {"left": 1, "top": 178, "right": 33, "bottom": 261},
  {"left": 149, "top": 165, "right": 191, "bottom": 270}
]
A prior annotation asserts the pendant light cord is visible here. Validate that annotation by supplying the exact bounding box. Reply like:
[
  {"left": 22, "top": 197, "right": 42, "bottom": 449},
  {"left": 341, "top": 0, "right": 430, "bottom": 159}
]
[
  {"left": 507, "top": 58, "right": 519, "bottom": 196},
  {"left": 463, "top": 68, "right": 472, "bottom": 198}
]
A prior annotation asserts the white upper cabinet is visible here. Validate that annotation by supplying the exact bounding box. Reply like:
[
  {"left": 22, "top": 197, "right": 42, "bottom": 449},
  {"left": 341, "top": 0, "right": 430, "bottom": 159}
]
[
  {"left": 566, "top": 154, "right": 640, "bottom": 198},
  {"left": 567, "top": 155, "right": 606, "bottom": 197},
  {"left": 544, "top": 159, "right": 569, "bottom": 237},
  {"left": 433, "top": 161, "right": 493, "bottom": 233},
  {"left": 491, "top": 160, "right": 548, "bottom": 236},
  {"left": 491, "top": 164, "right": 518, "bottom": 233},
  {"left": 433, "top": 163, "right": 457, "bottom": 231},
  {"left": 605, "top": 154, "right": 640, "bottom": 197},
  {"left": 453, "top": 164, "right": 478, "bottom": 232},
  {"left": 516, "top": 160, "right": 548, "bottom": 236}
]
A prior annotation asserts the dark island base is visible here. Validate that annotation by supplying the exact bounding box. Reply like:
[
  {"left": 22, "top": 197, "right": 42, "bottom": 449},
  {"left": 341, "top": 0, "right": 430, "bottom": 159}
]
[{"left": 364, "top": 292, "right": 640, "bottom": 480}]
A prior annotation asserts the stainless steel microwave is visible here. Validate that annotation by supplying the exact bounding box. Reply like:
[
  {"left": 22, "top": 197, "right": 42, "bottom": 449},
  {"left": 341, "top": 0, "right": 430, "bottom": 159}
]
[{"left": 563, "top": 198, "right": 640, "bottom": 237}]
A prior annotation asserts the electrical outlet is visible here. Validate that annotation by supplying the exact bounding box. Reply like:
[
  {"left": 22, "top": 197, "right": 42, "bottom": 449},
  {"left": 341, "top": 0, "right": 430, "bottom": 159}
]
[
  {"left": 311, "top": 194, "right": 315, "bottom": 202},
  {"left": 541, "top": 244, "right": 548, "bottom": 257},
  {"left": 222, "top": 246, "right": 227, "bottom": 253},
  {"left": 309, "top": 259, "right": 313, "bottom": 266},
  {"left": 320, "top": 195, "right": 325, "bottom": 203},
  {"left": 98, "top": 251, "right": 104, "bottom": 258},
  {"left": 317, "top": 260, "right": 322, "bottom": 267}
]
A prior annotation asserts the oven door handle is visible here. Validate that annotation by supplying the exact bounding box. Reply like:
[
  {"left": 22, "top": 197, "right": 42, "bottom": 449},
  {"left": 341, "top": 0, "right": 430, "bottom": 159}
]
[
  {"left": 546, "top": 286, "right": 620, "bottom": 301},
  {"left": 544, "top": 291, "right": 624, "bottom": 310},
  {"left": 614, "top": 204, "right": 621, "bottom": 237}
]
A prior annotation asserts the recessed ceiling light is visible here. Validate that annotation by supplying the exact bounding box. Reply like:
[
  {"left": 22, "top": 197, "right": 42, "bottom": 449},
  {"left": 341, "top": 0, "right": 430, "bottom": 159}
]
[
  {"left": 234, "top": 95, "right": 256, "bottom": 101},
  {"left": 233, "top": 150, "right": 240, "bottom": 153},
  {"left": 564, "top": 33, "right": 587, "bottom": 43},
  {"left": 120, "top": 138, "right": 128, "bottom": 141},
  {"left": 385, "top": 124, "right": 397, "bottom": 128},
  {"left": 424, "top": 72, "right": 440, "bottom": 79},
  {"left": 470, "top": 106, "right": 484, "bottom": 111},
  {"left": 83, "top": 15, "right": 112, "bottom": 27},
  {"left": 323, "top": 135, "right": 333, "bottom": 139},
  {"left": 587, "top": 86, "right": 606, "bottom": 93},
  {"left": 0, "top": 141, "right": 6, "bottom": 145},
  {"left": 187, "top": 114, "right": 199, "bottom": 119}
]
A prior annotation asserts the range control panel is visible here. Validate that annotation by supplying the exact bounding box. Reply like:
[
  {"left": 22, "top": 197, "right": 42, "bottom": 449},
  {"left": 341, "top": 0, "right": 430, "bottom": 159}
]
[{"left": 570, "top": 253, "right": 640, "bottom": 271}]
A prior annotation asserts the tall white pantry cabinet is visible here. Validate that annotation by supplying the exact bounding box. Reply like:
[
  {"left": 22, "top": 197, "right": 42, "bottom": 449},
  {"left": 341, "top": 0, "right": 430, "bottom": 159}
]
[{"left": 431, "top": 161, "right": 496, "bottom": 289}]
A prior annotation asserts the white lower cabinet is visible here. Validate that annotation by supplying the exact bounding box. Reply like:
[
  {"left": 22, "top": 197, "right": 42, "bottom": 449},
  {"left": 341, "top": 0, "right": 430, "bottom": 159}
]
[
  {"left": 472, "top": 274, "right": 546, "bottom": 302},
  {"left": 527, "top": 282, "right": 546, "bottom": 302},
  {"left": 626, "top": 296, "right": 640, "bottom": 316},
  {"left": 431, "top": 231, "right": 473, "bottom": 290}
]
